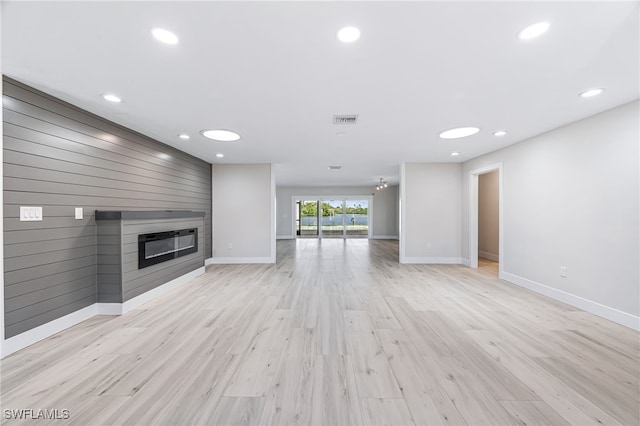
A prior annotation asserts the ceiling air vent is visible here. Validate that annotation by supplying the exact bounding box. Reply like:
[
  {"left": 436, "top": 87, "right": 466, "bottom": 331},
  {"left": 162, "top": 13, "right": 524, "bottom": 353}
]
[
  {"left": 328, "top": 165, "right": 343, "bottom": 170},
  {"left": 332, "top": 114, "right": 358, "bottom": 125}
]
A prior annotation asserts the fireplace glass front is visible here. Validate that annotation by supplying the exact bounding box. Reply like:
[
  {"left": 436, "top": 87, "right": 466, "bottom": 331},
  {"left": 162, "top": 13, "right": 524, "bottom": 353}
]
[{"left": 138, "top": 228, "right": 198, "bottom": 269}]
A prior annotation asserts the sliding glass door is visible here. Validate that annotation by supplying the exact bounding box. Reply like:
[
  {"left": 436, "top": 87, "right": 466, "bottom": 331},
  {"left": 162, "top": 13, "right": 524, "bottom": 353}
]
[
  {"left": 297, "top": 200, "right": 319, "bottom": 236},
  {"left": 345, "top": 200, "right": 369, "bottom": 237},
  {"left": 321, "top": 200, "right": 345, "bottom": 237},
  {"left": 294, "top": 196, "right": 371, "bottom": 239}
]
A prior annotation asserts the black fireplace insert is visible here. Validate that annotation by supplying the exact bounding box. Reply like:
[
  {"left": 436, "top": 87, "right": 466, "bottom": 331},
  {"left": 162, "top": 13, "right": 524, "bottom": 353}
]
[{"left": 138, "top": 228, "right": 198, "bottom": 269}]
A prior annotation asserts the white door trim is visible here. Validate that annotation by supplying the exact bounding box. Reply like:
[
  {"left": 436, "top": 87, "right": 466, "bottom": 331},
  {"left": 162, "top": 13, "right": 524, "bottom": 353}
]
[{"left": 469, "top": 163, "right": 503, "bottom": 273}]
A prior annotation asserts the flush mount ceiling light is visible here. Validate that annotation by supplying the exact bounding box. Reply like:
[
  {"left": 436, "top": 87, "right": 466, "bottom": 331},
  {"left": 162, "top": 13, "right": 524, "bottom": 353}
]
[
  {"left": 201, "top": 129, "right": 241, "bottom": 141},
  {"left": 579, "top": 88, "right": 604, "bottom": 98},
  {"left": 450, "top": 152, "right": 461, "bottom": 157},
  {"left": 216, "top": 153, "right": 224, "bottom": 158},
  {"left": 152, "top": 28, "right": 179, "bottom": 45},
  {"left": 439, "top": 127, "right": 480, "bottom": 139},
  {"left": 493, "top": 130, "right": 507, "bottom": 137},
  {"left": 178, "top": 134, "right": 190, "bottom": 140},
  {"left": 375, "top": 178, "right": 388, "bottom": 191},
  {"left": 337, "top": 26, "right": 360, "bottom": 43},
  {"left": 102, "top": 93, "right": 122, "bottom": 103},
  {"left": 518, "top": 22, "right": 550, "bottom": 40}
]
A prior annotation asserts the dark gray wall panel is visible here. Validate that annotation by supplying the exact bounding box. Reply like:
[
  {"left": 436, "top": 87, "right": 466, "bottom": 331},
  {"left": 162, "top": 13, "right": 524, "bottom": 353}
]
[
  {"left": 4, "top": 236, "right": 95, "bottom": 258},
  {"left": 4, "top": 296, "right": 96, "bottom": 339},
  {"left": 96, "top": 219, "right": 122, "bottom": 303},
  {"left": 94, "top": 215, "right": 204, "bottom": 303},
  {"left": 120, "top": 217, "right": 204, "bottom": 302},
  {"left": 124, "top": 258, "right": 203, "bottom": 301},
  {"left": 3, "top": 76, "right": 212, "bottom": 338},
  {"left": 2, "top": 83, "right": 210, "bottom": 174},
  {"left": 5, "top": 245, "right": 97, "bottom": 272},
  {"left": 5, "top": 285, "right": 96, "bottom": 326},
  {"left": 4, "top": 266, "right": 96, "bottom": 299}
]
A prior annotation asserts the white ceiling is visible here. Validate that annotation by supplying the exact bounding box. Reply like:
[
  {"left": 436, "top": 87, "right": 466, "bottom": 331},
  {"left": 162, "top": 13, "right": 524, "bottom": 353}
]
[{"left": 2, "top": 1, "right": 638, "bottom": 187}]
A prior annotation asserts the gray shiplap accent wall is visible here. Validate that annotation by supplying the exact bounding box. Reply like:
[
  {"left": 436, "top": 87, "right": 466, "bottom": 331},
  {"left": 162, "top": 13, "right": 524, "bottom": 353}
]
[
  {"left": 96, "top": 219, "right": 122, "bottom": 303},
  {"left": 96, "top": 216, "right": 204, "bottom": 303},
  {"left": 121, "top": 217, "right": 204, "bottom": 302},
  {"left": 3, "top": 77, "right": 212, "bottom": 338}
]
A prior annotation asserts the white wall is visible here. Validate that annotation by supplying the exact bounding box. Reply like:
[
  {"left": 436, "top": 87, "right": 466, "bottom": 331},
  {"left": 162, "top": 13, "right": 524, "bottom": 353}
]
[
  {"left": 400, "top": 163, "right": 462, "bottom": 263},
  {"left": 371, "top": 185, "right": 399, "bottom": 239},
  {"left": 462, "top": 100, "right": 639, "bottom": 327},
  {"left": 276, "top": 185, "right": 399, "bottom": 239},
  {"left": 478, "top": 170, "right": 499, "bottom": 261},
  {"left": 212, "top": 164, "right": 275, "bottom": 263}
]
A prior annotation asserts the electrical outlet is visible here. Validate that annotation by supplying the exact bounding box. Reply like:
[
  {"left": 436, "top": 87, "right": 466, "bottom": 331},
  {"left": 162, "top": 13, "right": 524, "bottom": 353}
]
[
  {"left": 227, "top": 243, "right": 233, "bottom": 250},
  {"left": 75, "top": 207, "right": 83, "bottom": 220},
  {"left": 426, "top": 242, "right": 432, "bottom": 250},
  {"left": 560, "top": 266, "right": 567, "bottom": 278}
]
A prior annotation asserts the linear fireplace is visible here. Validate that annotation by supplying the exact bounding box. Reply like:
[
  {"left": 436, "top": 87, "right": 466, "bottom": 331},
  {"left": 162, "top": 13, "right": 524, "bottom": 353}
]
[{"left": 138, "top": 228, "right": 198, "bottom": 269}]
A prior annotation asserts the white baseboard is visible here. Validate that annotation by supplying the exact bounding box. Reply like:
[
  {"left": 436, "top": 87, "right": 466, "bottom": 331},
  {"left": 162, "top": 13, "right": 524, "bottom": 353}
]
[
  {"left": 2, "top": 267, "right": 206, "bottom": 358},
  {"left": 2, "top": 304, "right": 98, "bottom": 358},
  {"left": 400, "top": 256, "right": 462, "bottom": 264},
  {"left": 276, "top": 234, "right": 294, "bottom": 240},
  {"left": 370, "top": 235, "right": 399, "bottom": 240},
  {"left": 205, "top": 257, "right": 214, "bottom": 266},
  {"left": 209, "top": 256, "right": 275, "bottom": 264},
  {"left": 479, "top": 250, "right": 499, "bottom": 262},
  {"left": 96, "top": 303, "right": 123, "bottom": 315},
  {"left": 461, "top": 258, "right": 471, "bottom": 267},
  {"left": 501, "top": 271, "right": 640, "bottom": 331}
]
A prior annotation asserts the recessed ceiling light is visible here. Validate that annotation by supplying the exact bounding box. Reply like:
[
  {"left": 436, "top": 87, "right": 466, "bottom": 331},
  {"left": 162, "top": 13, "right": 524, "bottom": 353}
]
[
  {"left": 493, "top": 130, "right": 507, "bottom": 137},
  {"left": 518, "top": 22, "right": 550, "bottom": 40},
  {"left": 178, "top": 134, "right": 190, "bottom": 140},
  {"left": 579, "top": 88, "right": 604, "bottom": 98},
  {"left": 450, "top": 152, "right": 460, "bottom": 157},
  {"left": 337, "top": 26, "right": 360, "bottom": 43},
  {"left": 439, "top": 127, "right": 480, "bottom": 139},
  {"left": 152, "top": 28, "right": 179, "bottom": 45},
  {"left": 216, "top": 153, "right": 224, "bottom": 158},
  {"left": 201, "top": 130, "right": 241, "bottom": 141},
  {"left": 102, "top": 93, "right": 122, "bottom": 103},
  {"left": 158, "top": 153, "right": 170, "bottom": 160}
]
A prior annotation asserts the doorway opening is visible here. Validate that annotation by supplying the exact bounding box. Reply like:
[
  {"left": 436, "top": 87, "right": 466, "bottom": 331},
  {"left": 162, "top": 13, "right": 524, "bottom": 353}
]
[
  {"left": 294, "top": 197, "right": 371, "bottom": 239},
  {"left": 469, "top": 163, "right": 503, "bottom": 277},
  {"left": 477, "top": 170, "right": 500, "bottom": 276}
]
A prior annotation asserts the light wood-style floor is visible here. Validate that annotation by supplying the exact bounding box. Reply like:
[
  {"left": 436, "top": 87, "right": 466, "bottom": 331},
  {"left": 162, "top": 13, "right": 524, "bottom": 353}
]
[{"left": 1, "top": 239, "right": 638, "bottom": 425}]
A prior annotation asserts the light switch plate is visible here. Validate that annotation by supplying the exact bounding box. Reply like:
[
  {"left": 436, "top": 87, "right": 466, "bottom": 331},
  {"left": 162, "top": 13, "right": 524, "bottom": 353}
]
[
  {"left": 75, "top": 207, "right": 83, "bottom": 220},
  {"left": 20, "top": 206, "right": 43, "bottom": 221}
]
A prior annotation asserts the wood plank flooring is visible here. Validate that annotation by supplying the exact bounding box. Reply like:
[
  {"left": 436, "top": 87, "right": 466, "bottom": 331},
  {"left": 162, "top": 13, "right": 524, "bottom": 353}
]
[{"left": 1, "top": 239, "right": 638, "bottom": 425}]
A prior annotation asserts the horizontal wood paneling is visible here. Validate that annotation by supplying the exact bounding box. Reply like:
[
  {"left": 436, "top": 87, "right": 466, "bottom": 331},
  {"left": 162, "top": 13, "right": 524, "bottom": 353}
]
[
  {"left": 4, "top": 245, "right": 97, "bottom": 272},
  {"left": 2, "top": 82, "right": 210, "bottom": 174},
  {"left": 97, "top": 219, "right": 121, "bottom": 303},
  {"left": 4, "top": 266, "right": 96, "bottom": 300},
  {"left": 120, "top": 217, "right": 204, "bottom": 302},
  {"left": 4, "top": 235, "right": 95, "bottom": 258},
  {"left": 5, "top": 285, "right": 96, "bottom": 326},
  {"left": 3, "top": 77, "right": 212, "bottom": 338},
  {"left": 125, "top": 257, "right": 203, "bottom": 301},
  {"left": 4, "top": 296, "right": 96, "bottom": 339}
]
